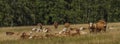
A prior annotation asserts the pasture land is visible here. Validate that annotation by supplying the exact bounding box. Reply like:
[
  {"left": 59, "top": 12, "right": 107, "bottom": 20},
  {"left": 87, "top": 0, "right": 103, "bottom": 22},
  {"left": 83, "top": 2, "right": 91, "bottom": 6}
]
[{"left": 0, "top": 22, "right": 120, "bottom": 44}]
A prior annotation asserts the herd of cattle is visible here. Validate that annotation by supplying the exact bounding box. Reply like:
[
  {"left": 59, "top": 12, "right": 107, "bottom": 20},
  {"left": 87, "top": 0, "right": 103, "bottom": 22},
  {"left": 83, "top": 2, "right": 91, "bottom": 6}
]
[{"left": 6, "top": 19, "right": 107, "bottom": 39}]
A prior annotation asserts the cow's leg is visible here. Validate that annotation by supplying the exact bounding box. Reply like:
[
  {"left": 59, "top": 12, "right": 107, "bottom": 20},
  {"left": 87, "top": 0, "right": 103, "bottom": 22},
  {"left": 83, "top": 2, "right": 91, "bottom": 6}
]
[
  {"left": 89, "top": 29, "right": 92, "bottom": 33},
  {"left": 103, "top": 26, "right": 107, "bottom": 32},
  {"left": 90, "top": 28, "right": 94, "bottom": 33},
  {"left": 97, "top": 29, "right": 101, "bottom": 32},
  {"left": 103, "top": 28, "right": 106, "bottom": 32},
  {"left": 95, "top": 28, "right": 100, "bottom": 33}
]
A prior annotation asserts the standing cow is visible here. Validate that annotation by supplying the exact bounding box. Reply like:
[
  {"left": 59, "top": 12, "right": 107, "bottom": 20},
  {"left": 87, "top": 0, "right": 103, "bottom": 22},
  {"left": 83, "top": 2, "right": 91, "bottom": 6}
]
[
  {"left": 53, "top": 21, "right": 59, "bottom": 29},
  {"left": 96, "top": 20, "right": 107, "bottom": 32},
  {"left": 89, "top": 19, "right": 107, "bottom": 33},
  {"left": 89, "top": 22, "right": 96, "bottom": 33},
  {"left": 37, "top": 23, "right": 43, "bottom": 29}
]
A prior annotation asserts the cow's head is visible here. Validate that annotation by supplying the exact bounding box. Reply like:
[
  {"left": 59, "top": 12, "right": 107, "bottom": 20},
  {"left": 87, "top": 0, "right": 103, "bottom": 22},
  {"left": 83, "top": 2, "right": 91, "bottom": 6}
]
[{"left": 89, "top": 22, "right": 93, "bottom": 27}]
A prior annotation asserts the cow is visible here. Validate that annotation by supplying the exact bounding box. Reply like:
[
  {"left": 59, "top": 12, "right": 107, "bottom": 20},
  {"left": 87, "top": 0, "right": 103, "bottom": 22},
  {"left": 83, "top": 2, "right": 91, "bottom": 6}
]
[
  {"left": 31, "top": 23, "right": 43, "bottom": 33},
  {"left": 43, "top": 27, "right": 51, "bottom": 33},
  {"left": 53, "top": 21, "right": 59, "bottom": 29},
  {"left": 96, "top": 20, "right": 107, "bottom": 32},
  {"left": 37, "top": 23, "right": 43, "bottom": 29},
  {"left": 89, "top": 22, "right": 96, "bottom": 33},
  {"left": 6, "top": 32, "right": 15, "bottom": 35},
  {"left": 20, "top": 32, "right": 31, "bottom": 39},
  {"left": 68, "top": 27, "right": 80, "bottom": 36},
  {"left": 59, "top": 28, "right": 67, "bottom": 34},
  {"left": 89, "top": 19, "right": 107, "bottom": 33},
  {"left": 58, "top": 23, "right": 70, "bottom": 35},
  {"left": 64, "top": 22, "right": 70, "bottom": 28},
  {"left": 58, "top": 27, "right": 81, "bottom": 36},
  {"left": 32, "top": 28, "right": 41, "bottom": 32}
]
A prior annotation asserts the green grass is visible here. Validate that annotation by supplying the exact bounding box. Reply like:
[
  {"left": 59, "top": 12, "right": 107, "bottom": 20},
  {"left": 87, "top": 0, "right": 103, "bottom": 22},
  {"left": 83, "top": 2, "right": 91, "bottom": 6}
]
[{"left": 0, "top": 23, "right": 120, "bottom": 44}]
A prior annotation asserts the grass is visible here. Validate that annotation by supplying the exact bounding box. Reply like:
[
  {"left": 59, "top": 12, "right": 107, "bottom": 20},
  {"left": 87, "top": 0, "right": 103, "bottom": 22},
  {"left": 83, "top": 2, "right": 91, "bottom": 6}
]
[{"left": 0, "top": 22, "right": 120, "bottom": 44}]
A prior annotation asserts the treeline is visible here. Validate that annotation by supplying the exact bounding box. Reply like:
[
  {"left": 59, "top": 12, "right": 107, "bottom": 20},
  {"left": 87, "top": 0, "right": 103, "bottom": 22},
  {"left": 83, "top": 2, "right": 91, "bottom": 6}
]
[{"left": 0, "top": 0, "right": 120, "bottom": 26}]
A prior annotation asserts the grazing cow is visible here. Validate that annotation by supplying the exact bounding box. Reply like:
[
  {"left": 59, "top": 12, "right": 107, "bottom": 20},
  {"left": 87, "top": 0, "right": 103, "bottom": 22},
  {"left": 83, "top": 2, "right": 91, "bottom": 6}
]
[
  {"left": 89, "top": 20, "right": 107, "bottom": 33},
  {"left": 6, "top": 32, "right": 14, "bottom": 35},
  {"left": 53, "top": 21, "right": 59, "bottom": 29}
]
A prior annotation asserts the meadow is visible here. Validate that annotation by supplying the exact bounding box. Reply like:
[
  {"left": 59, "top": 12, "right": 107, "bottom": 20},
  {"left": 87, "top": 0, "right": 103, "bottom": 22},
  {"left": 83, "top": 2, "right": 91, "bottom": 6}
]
[{"left": 0, "top": 22, "right": 120, "bottom": 44}]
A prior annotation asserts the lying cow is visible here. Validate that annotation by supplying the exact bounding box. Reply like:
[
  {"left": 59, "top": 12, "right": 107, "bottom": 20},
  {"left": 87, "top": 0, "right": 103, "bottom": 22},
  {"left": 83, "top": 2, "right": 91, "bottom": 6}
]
[
  {"left": 31, "top": 23, "right": 43, "bottom": 33},
  {"left": 6, "top": 32, "right": 14, "bottom": 35},
  {"left": 20, "top": 32, "right": 31, "bottom": 39},
  {"left": 32, "top": 27, "right": 42, "bottom": 33},
  {"left": 69, "top": 27, "right": 80, "bottom": 36},
  {"left": 58, "top": 27, "right": 81, "bottom": 36},
  {"left": 58, "top": 23, "right": 70, "bottom": 35},
  {"left": 43, "top": 27, "right": 51, "bottom": 33}
]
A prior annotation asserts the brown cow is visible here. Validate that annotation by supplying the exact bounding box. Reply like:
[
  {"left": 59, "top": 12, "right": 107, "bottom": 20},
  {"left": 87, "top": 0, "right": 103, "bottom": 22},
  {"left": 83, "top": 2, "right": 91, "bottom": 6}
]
[
  {"left": 89, "top": 20, "right": 107, "bottom": 33},
  {"left": 96, "top": 20, "right": 107, "bottom": 32},
  {"left": 53, "top": 21, "right": 59, "bottom": 29},
  {"left": 6, "top": 32, "right": 15, "bottom": 35},
  {"left": 64, "top": 23, "right": 70, "bottom": 28},
  {"left": 20, "top": 32, "right": 30, "bottom": 39},
  {"left": 69, "top": 27, "right": 80, "bottom": 36}
]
